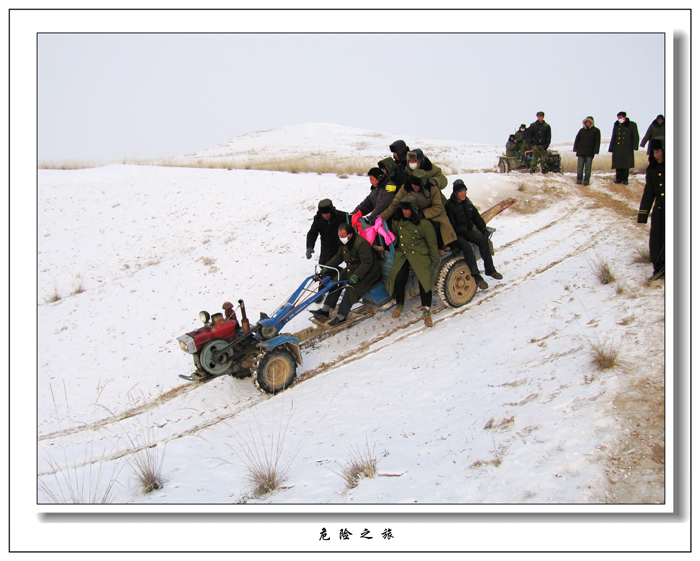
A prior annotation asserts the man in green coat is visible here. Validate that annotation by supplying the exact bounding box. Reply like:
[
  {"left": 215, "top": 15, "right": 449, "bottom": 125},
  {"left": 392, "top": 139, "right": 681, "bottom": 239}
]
[
  {"left": 310, "top": 223, "right": 382, "bottom": 327},
  {"left": 385, "top": 197, "right": 440, "bottom": 327},
  {"left": 405, "top": 149, "right": 448, "bottom": 190},
  {"left": 379, "top": 174, "right": 457, "bottom": 248}
]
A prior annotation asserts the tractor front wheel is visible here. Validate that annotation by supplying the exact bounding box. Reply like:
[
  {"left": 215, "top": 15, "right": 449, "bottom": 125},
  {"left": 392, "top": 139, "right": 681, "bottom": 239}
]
[{"left": 253, "top": 347, "right": 297, "bottom": 394}]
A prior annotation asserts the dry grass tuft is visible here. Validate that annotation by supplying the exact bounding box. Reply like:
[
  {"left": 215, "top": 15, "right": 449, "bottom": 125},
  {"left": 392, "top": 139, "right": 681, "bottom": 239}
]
[
  {"left": 633, "top": 247, "right": 651, "bottom": 264},
  {"left": 587, "top": 339, "right": 621, "bottom": 370},
  {"left": 123, "top": 422, "right": 166, "bottom": 494},
  {"left": 128, "top": 443, "right": 166, "bottom": 493},
  {"left": 335, "top": 438, "right": 377, "bottom": 490},
  {"left": 223, "top": 402, "right": 302, "bottom": 498},
  {"left": 71, "top": 276, "right": 86, "bottom": 296},
  {"left": 587, "top": 253, "right": 617, "bottom": 285},
  {"left": 46, "top": 287, "right": 62, "bottom": 303}
]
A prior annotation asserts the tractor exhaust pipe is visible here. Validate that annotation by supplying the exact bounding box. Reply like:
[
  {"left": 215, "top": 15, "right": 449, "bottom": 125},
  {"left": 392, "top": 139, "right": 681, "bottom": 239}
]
[{"left": 238, "top": 299, "right": 251, "bottom": 333}]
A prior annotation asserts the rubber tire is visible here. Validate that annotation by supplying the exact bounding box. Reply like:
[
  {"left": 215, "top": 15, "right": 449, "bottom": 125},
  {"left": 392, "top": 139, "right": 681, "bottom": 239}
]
[
  {"left": 436, "top": 257, "right": 478, "bottom": 308},
  {"left": 498, "top": 159, "right": 509, "bottom": 174},
  {"left": 199, "top": 339, "right": 233, "bottom": 376},
  {"left": 254, "top": 347, "right": 297, "bottom": 394}
]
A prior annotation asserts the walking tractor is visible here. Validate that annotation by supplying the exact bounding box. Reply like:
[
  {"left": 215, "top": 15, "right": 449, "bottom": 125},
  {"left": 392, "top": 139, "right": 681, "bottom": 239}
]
[
  {"left": 177, "top": 265, "right": 347, "bottom": 394},
  {"left": 177, "top": 198, "right": 516, "bottom": 394}
]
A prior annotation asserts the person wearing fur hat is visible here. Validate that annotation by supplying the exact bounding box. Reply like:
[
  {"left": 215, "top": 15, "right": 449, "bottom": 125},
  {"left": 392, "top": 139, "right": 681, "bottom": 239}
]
[
  {"left": 351, "top": 167, "right": 398, "bottom": 224},
  {"left": 640, "top": 114, "right": 665, "bottom": 157},
  {"left": 311, "top": 223, "right": 382, "bottom": 326},
  {"left": 573, "top": 116, "right": 601, "bottom": 185},
  {"left": 377, "top": 139, "right": 411, "bottom": 189},
  {"left": 514, "top": 124, "right": 529, "bottom": 163},
  {"left": 608, "top": 111, "right": 639, "bottom": 185},
  {"left": 384, "top": 197, "right": 440, "bottom": 327},
  {"left": 637, "top": 139, "right": 665, "bottom": 280},
  {"left": 445, "top": 179, "right": 503, "bottom": 290},
  {"left": 405, "top": 148, "right": 448, "bottom": 190},
  {"left": 305, "top": 199, "right": 347, "bottom": 263},
  {"left": 378, "top": 173, "right": 457, "bottom": 248},
  {"left": 505, "top": 135, "right": 518, "bottom": 158}
]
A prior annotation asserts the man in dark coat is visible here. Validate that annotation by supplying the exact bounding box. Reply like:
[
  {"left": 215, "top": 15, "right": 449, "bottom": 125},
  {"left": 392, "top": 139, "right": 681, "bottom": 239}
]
[
  {"left": 445, "top": 179, "right": 503, "bottom": 290},
  {"left": 385, "top": 197, "right": 440, "bottom": 327},
  {"left": 573, "top": 116, "right": 601, "bottom": 185},
  {"left": 608, "top": 111, "right": 640, "bottom": 185},
  {"left": 637, "top": 139, "right": 665, "bottom": 279},
  {"left": 310, "top": 223, "right": 382, "bottom": 326},
  {"left": 640, "top": 114, "right": 665, "bottom": 157},
  {"left": 524, "top": 111, "right": 552, "bottom": 173},
  {"left": 306, "top": 199, "right": 347, "bottom": 263},
  {"left": 351, "top": 167, "right": 398, "bottom": 224},
  {"left": 378, "top": 139, "right": 411, "bottom": 189}
]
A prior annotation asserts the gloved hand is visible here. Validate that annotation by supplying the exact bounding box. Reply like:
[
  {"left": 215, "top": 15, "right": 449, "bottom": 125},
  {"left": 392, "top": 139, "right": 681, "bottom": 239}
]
[
  {"left": 306, "top": 248, "right": 314, "bottom": 259},
  {"left": 349, "top": 275, "right": 359, "bottom": 285}
]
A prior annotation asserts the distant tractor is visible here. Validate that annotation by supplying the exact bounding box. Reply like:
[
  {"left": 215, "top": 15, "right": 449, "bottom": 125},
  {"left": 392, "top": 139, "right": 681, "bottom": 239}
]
[{"left": 498, "top": 149, "right": 562, "bottom": 174}]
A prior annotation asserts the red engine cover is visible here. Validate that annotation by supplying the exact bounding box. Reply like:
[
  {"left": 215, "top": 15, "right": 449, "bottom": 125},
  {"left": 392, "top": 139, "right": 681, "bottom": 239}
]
[{"left": 188, "top": 319, "right": 239, "bottom": 350}]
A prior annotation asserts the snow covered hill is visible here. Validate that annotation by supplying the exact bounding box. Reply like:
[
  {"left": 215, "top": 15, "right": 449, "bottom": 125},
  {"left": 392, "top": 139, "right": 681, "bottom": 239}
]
[
  {"left": 34, "top": 126, "right": 666, "bottom": 551},
  {"left": 185, "top": 122, "right": 504, "bottom": 173}
]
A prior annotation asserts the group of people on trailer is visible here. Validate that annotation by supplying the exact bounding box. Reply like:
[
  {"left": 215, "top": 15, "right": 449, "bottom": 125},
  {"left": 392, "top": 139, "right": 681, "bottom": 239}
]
[{"left": 305, "top": 140, "right": 503, "bottom": 328}]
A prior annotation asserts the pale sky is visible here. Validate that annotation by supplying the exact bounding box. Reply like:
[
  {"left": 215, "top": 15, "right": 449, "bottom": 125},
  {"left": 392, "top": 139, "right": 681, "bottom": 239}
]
[{"left": 38, "top": 31, "right": 665, "bottom": 162}]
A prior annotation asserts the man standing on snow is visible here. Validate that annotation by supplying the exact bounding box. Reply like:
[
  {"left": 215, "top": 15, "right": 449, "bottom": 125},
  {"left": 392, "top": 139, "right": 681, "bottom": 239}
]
[
  {"left": 524, "top": 111, "right": 551, "bottom": 173},
  {"left": 637, "top": 139, "right": 665, "bottom": 280},
  {"left": 640, "top": 114, "right": 665, "bottom": 159},
  {"left": 573, "top": 116, "right": 601, "bottom": 185},
  {"left": 608, "top": 111, "right": 640, "bottom": 185}
]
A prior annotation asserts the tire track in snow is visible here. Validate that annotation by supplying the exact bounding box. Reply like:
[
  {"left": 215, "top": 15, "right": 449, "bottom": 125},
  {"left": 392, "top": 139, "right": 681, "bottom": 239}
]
[{"left": 38, "top": 192, "right": 615, "bottom": 472}]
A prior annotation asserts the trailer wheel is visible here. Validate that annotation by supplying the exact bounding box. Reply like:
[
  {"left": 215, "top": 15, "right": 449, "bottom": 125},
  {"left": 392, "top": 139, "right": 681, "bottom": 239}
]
[
  {"left": 199, "top": 339, "right": 233, "bottom": 376},
  {"left": 253, "top": 348, "right": 297, "bottom": 394},
  {"left": 498, "top": 158, "right": 509, "bottom": 174},
  {"left": 436, "top": 257, "right": 477, "bottom": 308}
]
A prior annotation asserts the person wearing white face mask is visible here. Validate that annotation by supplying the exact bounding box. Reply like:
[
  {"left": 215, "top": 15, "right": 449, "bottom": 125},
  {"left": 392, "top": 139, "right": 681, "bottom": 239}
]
[
  {"left": 404, "top": 149, "right": 448, "bottom": 190},
  {"left": 608, "top": 111, "right": 640, "bottom": 185},
  {"left": 310, "top": 224, "right": 382, "bottom": 327}
]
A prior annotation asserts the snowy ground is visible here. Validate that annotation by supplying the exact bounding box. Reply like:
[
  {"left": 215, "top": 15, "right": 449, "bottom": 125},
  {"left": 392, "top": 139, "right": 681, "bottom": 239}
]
[{"left": 29, "top": 125, "right": 669, "bottom": 549}]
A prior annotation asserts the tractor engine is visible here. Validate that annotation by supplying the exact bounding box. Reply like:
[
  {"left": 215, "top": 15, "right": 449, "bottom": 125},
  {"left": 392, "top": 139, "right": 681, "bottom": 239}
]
[{"left": 177, "top": 303, "right": 238, "bottom": 354}]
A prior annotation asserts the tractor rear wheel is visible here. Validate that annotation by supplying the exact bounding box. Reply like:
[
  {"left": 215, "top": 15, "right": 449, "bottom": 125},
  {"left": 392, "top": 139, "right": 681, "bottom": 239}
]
[
  {"left": 436, "top": 257, "right": 478, "bottom": 308},
  {"left": 253, "top": 347, "right": 297, "bottom": 394},
  {"left": 199, "top": 339, "right": 233, "bottom": 376}
]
